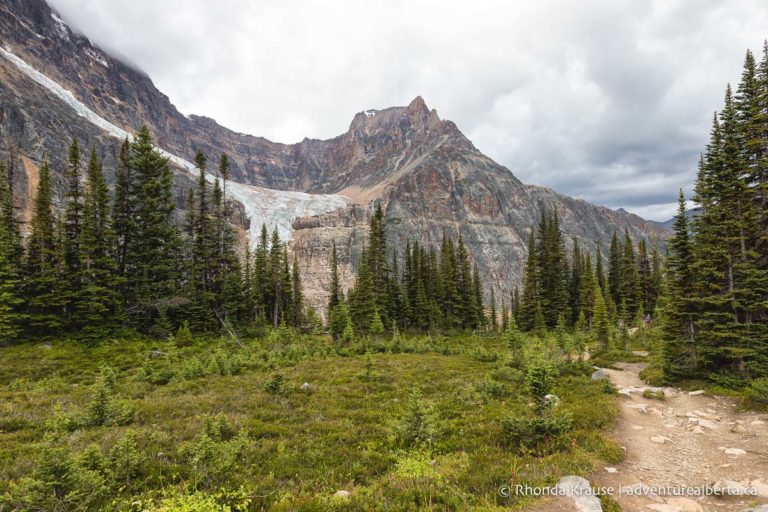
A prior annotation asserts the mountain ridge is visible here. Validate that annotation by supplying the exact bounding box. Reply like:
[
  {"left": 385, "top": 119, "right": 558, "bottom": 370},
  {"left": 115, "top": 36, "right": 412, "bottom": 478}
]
[{"left": 0, "top": 0, "right": 668, "bottom": 314}]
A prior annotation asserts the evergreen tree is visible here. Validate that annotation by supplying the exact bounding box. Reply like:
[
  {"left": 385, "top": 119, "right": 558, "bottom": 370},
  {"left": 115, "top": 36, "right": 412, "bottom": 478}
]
[
  {"left": 78, "top": 149, "right": 122, "bottom": 339},
  {"left": 595, "top": 248, "right": 607, "bottom": 293},
  {"left": 569, "top": 239, "right": 582, "bottom": 324},
  {"left": 242, "top": 243, "right": 254, "bottom": 322},
  {"left": 440, "top": 234, "right": 459, "bottom": 329},
  {"left": 62, "top": 139, "right": 84, "bottom": 325},
  {"left": 268, "top": 228, "right": 283, "bottom": 326},
  {"left": 608, "top": 231, "right": 621, "bottom": 308},
  {"left": 456, "top": 235, "right": 477, "bottom": 328},
  {"left": 619, "top": 230, "right": 641, "bottom": 320},
  {"left": 329, "top": 302, "right": 351, "bottom": 341},
  {"left": 211, "top": 161, "right": 243, "bottom": 324},
  {"left": 578, "top": 252, "right": 597, "bottom": 328},
  {"left": 662, "top": 191, "right": 698, "bottom": 380},
  {"left": 25, "top": 161, "right": 63, "bottom": 334},
  {"left": 537, "top": 211, "right": 568, "bottom": 327},
  {"left": 472, "top": 264, "right": 485, "bottom": 330},
  {"left": 593, "top": 287, "right": 611, "bottom": 350},
  {"left": 113, "top": 138, "right": 133, "bottom": 284},
  {"left": 124, "top": 127, "right": 182, "bottom": 332},
  {"left": 254, "top": 224, "right": 270, "bottom": 320},
  {"left": 328, "top": 241, "right": 341, "bottom": 312},
  {"left": 519, "top": 231, "right": 540, "bottom": 331},
  {"left": 0, "top": 162, "right": 24, "bottom": 342},
  {"left": 186, "top": 150, "right": 216, "bottom": 331}
]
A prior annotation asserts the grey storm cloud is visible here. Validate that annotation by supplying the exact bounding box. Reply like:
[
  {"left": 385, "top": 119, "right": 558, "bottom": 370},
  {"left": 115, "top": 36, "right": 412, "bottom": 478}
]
[{"left": 48, "top": 0, "right": 768, "bottom": 221}]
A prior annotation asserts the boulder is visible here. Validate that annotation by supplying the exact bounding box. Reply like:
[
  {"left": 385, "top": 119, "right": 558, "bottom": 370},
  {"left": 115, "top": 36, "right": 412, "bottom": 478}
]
[
  {"left": 555, "top": 476, "right": 603, "bottom": 512},
  {"left": 591, "top": 369, "right": 608, "bottom": 381},
  {"left": 711, "top": 479, "right": 753, "bottom": 496}
]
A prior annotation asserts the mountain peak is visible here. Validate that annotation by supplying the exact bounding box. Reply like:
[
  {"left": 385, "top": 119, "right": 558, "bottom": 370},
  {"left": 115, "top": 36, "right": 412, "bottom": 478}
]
[{"left": 405, "top": 95, "right": 429, "bottom": 114}]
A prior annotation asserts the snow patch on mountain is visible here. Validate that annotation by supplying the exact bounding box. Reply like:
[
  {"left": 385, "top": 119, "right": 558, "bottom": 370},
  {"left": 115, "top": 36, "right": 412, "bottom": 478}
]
[
  {"left": 0, "top": 46, "right": 349, "bottom": 243},
  {"left": 51, "top": 13, "right": 70, "bottom": 41},
  {"left": 84, "top": 48, "right": 109, "bottom": 68}
]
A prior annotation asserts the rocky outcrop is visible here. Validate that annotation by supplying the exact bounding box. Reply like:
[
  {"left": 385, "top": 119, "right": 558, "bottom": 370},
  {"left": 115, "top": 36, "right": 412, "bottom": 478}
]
[{"left": 0, "top": 0, "right": 669, "bottom": 315}]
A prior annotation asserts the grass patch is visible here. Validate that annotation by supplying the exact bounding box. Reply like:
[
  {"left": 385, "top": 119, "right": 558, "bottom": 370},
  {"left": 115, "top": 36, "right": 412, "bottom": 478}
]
[
  {"left": 0, "top": 332, "right": 621, "bottom": 510},
  {"left": 642, "top": 389, "right": 665, "bottom": 401}
]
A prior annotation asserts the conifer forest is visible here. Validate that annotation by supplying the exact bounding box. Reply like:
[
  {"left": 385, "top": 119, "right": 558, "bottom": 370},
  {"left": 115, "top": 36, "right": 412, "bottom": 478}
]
[{"left": 1, "top": 1, "right": 768, "bottom": 510}]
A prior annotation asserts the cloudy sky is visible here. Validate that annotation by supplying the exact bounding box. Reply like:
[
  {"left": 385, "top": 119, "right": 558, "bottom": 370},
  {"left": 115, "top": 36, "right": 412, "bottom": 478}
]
[{"left": 49, "top": 0, "right": 767, "bottom": 221}]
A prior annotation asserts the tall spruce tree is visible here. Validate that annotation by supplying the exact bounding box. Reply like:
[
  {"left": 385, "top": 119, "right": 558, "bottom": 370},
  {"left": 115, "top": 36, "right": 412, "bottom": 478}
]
[
  {"left": 328, "top": 241, "right": 341, "bottom": 312},
  {"left": 25, "top": 161, "right": 63, "bottom": 334},
  {"left": 619, "top": 230, "right": 641, "bottom": 321},
  {"left": 113, "top": 138, "right": 133, "bottom": 285},
  {"left": 519, "top": 231, "right": 540, "bottom": 331},
  {"left": 0, "top": 162, "right": 24, "bottom": 342},
  {"left": 662, "top": 191, "right": 698, "bottom": 380},
  {"left": 78, "top": 149, "right": 122, "bottom": 339},
  {"left": 62, "top": 139, "right": 84, "bottom": 325},
  {"left": 125, "top": 127, "right": 182, "bottom": 332}
]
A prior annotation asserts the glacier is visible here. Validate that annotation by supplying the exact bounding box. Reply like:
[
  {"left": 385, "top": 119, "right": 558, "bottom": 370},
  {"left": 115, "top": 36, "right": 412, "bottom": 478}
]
[{"left": 0, "top": 46, "right": 349, "bottom": 244}]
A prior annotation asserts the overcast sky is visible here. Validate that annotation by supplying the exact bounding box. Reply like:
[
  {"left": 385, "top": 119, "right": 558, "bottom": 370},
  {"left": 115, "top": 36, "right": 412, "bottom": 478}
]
[{"left": 48, "top": 0, "right": 768, "bottom": 221}]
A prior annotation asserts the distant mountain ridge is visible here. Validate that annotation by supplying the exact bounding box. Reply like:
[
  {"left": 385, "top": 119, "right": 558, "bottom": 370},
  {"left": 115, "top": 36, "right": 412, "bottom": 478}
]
[
  {"left": 0, "top": 0, "right": 669, "bottom": 313},
  {"left": 658, "top": 207, "right": 703, "bottom": 229}
]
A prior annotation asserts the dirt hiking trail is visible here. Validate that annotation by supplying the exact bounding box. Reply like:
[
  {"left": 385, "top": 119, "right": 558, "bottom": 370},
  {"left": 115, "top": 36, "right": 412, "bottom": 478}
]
[
  {"left": 594, "top": 362, "right": 768, "bottom": 512},
  {"left": 529, "top": 362, "right": 768, "bottom": 512}
]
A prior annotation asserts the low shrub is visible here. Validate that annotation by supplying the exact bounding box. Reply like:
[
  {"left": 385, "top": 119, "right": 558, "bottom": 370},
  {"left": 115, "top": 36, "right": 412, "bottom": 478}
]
[
  {"left": 470, "top": 346, "right": 499, "bottom": 363},
  {"left": 475, "top": 377, "right": 509, "bottom": 400},
  {"left": 394, "top": 389, "right": 437, "bottom": 448},
  {"left": 746, "top": 377, "right": 768, "bottom": 405},
  {"left": 525, "top": 361, "right": 556, "bottom": 414},
  {"left": 265, "top": 373, "right": 286, "bottom": 395},
  {"left": 500, "top": 414, "right": 573, "bottom": 454},
  {"left": 44, "top": 404, "right": 80, "bottom": 433}
]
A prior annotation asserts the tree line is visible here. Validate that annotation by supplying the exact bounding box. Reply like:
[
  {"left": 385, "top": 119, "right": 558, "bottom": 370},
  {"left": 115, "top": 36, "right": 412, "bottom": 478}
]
[
  {"left": 663, "top": 44, "right": 768, "bottom": 385},
  {"left": 513, "top": 210, "right": 663, "bottom": 344},
  {"left": 327, "top": 204, "right": 486, "bottom": 339},
  {"left": 0, "top": 127, "right": 308, "bottom": 343}
]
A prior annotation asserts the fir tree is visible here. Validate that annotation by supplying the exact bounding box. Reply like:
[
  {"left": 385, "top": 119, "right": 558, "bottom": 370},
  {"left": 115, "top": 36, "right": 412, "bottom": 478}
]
[
  {"left": 519, "top": 231, "right": 540, "bottom": 331},
  {"left": 593, "top": 287, "right": 611, "bottom": 350},
  {"left": 662, "top": 191, "right": 698, "bottom": 380},
  {"left": 25, "top": 161, "right": 63, "bottom": 334},
  {"left": 619, "top": 230, "right": 641, "bottom": 320},
  {"left": 113, "top": 138, "right": 134, "bottom": 284},
  {"left": 124, "top": 127, "right": 182, "bottom": 332},
  {"left": 578, "top": 252, "right": 597, "bottom": 328},
  {"left": 62, "top": 139, "right": 84, "bottom": 325},
  {"left": 0, "top": 162, "right": 24, "bottom": 342},
  {"left": 268, "top": 228, "right": 283, "bottom": 326},
  {"left": 608, "top": 231, "right": 621, "bottom": 308},
  {"left": 569, "top": 239, "right": 582, "bottom": 324},
  {"left": 328, "top": 241, "right": 341, "bottom": 312},
  {"left": 78, "top": 149, "right": 122, "bottom": 340}
]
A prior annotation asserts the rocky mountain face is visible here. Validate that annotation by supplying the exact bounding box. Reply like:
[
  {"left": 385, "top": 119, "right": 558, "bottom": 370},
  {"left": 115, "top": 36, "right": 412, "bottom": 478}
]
[{"left": 0, "top": 0, "right": 668, "bottom": 314}]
